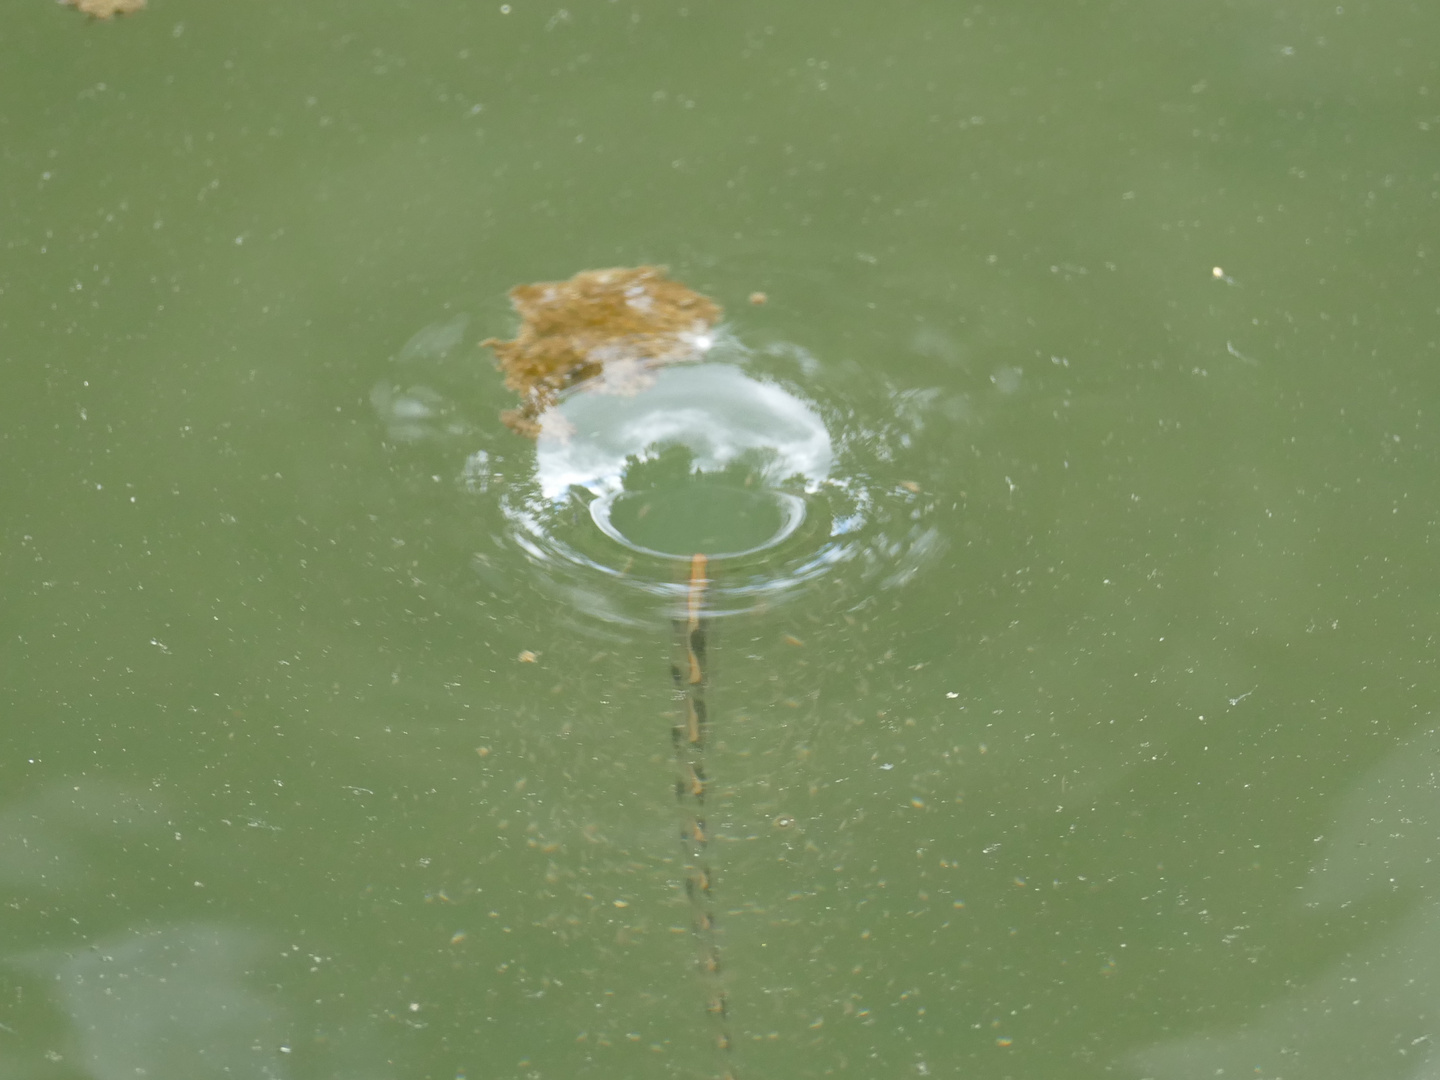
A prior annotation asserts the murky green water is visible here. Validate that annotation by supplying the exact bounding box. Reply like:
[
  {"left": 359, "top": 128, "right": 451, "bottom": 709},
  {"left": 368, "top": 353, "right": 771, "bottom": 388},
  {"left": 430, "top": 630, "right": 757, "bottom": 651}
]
[{"left": 4, "top": 2, "right": 1439, "bottom": 1078}]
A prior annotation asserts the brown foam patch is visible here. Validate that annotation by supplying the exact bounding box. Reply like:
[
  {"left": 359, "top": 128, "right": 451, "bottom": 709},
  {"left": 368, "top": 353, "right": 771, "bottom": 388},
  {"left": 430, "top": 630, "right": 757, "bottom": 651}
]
[
  {"left": 483, "top": 266, "right": 721, "bottom": 437},
  {"left": 64, "top": 0, "right": 145, "bottom": 17}
]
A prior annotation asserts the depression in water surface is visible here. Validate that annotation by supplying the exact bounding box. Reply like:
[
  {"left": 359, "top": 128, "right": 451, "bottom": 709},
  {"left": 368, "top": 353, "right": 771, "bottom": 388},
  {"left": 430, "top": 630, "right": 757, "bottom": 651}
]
[
  {"left": 536, "top": 361, "right": 831, "bottom": 560},
  {"left": 366, "top": 265, "right": 951, "bottom": 634},
  {"left": 492, "top": 338, "right": 880, "bottom": 618}
]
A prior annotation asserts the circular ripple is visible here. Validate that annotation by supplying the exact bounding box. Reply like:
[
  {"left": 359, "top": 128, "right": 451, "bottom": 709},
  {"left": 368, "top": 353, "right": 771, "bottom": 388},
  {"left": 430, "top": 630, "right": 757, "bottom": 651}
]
[
  {"left": 365, "top": 322, "right": 953, "bottom": 627},
  {"left": 535, "top": 362, "right": 827, "bottom": 558},
  {"left": 590, "top": 484, "right": 808, "bottom": 561},
  {"left": 498, "top": 360, "right": 874, "bottom": 619}
]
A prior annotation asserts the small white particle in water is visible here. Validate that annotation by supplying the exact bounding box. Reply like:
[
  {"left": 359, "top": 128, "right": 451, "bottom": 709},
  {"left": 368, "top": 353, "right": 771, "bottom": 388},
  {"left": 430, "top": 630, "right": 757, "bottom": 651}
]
[
  {"left": 946, "top": 692, "right": 959, "bottom": 699},
  {"left": 499, "top": 3, "right": 510, "bottom": 10},
  {"left": 880, "top": 763, "right": 894, "bottom": 770},
  {"left": 409, "top": 1002, "right": 421, "bottom": 1012}
]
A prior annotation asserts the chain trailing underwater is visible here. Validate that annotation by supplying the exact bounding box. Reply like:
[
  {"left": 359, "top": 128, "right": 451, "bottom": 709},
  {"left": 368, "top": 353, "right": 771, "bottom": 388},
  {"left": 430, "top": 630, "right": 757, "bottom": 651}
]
[{"left": 671, "top": 553, "right": 739, "bottom": 1080}]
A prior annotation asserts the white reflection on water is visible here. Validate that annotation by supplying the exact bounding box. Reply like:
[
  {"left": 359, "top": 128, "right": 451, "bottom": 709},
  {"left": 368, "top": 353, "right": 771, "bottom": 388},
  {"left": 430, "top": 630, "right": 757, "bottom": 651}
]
[
  {"left": 1128, "top": 903, "right": 1440, "bottom": 1080},
  {"left": 0, "top": 779, "right": 164, "bottom": 889},
  {"left": 0, "top": 779, "right": 395, "bottom": 1080},
  {"left": 532, "top": 362, "right": 833, "bottom": 501},
  {"left": 396, "top": 312, "right": 469, "bottom": 364},
  {"left": 531, "top": 361, "right": 833, "bottom": 561},
  {"left": 371, "top": 314, "right": 477, "bottom": 443},
  {"left": 1302, "top": 726, "right": 1440, "bottom": 907},
  {"left": 11, "top": 925, "right": 291, "bottom": 1080},
  {"left": 372, "top": 317, "right": 953, "bottom": 620},
  {"left": 0, "top": 781, "right": 292, "bottom": 1079},
  {"left": 1127, "top": 726, "right": 1440, "bottom": 1080}
]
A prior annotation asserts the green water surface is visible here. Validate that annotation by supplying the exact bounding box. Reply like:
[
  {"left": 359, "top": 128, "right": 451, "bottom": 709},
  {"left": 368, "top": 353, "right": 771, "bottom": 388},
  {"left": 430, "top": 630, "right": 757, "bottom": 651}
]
[{"left": 3, "top": 2, "right": 1439, "bottom": 1079}]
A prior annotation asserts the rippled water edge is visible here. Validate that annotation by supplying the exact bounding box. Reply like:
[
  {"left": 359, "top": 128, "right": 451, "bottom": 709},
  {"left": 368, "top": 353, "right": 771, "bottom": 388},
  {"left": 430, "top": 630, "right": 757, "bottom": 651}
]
[{"left": 372, "top": 319, "right": 959, "bottom": 635}]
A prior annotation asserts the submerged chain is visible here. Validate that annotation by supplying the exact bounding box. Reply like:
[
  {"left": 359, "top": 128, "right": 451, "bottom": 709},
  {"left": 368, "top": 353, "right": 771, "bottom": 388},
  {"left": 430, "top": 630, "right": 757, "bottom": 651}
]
[{"left": 671, "top": 553, "right": 737, "bottom": 1079}]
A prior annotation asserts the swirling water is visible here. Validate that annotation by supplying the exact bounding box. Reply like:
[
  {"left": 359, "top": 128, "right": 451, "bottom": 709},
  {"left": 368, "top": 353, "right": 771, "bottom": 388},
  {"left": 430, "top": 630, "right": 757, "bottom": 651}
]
[{"left": 374, "top": 319, "right": 950, "bottom": 630}]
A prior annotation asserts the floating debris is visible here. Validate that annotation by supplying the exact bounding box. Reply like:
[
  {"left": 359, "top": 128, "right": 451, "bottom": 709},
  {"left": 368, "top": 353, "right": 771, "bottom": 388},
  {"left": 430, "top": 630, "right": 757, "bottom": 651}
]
[
  {"left": 62, "top": 0, "right": 145, "bottom": 18},
  {"left": 483, "top": 266, "right": 721, "bottom": 437}
]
